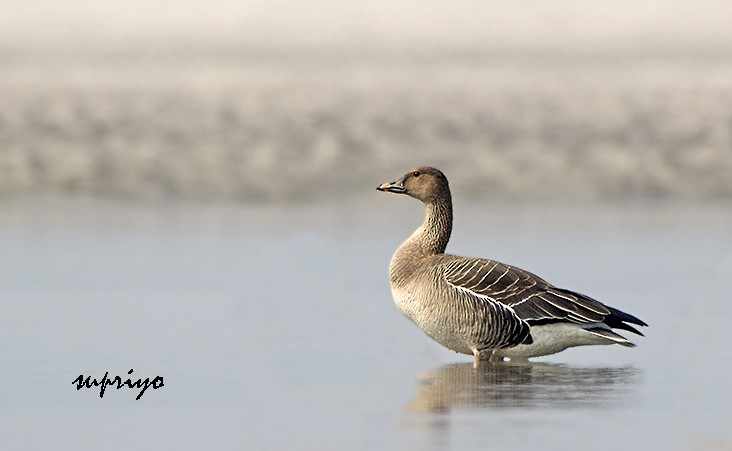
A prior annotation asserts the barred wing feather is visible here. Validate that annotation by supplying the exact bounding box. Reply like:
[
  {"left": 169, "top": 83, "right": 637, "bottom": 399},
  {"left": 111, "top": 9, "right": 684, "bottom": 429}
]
[{"left": 442, "top": 257, "right": 644, "bottom": 333}]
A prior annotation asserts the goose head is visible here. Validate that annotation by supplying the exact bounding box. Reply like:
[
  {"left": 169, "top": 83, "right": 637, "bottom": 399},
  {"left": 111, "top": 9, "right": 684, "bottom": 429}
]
[{"left": 376, "top": 166, "right": 450, "bottom": 204}]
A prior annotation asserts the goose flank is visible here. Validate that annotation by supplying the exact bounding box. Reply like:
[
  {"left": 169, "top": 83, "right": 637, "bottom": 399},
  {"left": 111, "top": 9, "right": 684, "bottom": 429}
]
[{"left": 376, "top": 166, "right": 647, "bottom": 364}]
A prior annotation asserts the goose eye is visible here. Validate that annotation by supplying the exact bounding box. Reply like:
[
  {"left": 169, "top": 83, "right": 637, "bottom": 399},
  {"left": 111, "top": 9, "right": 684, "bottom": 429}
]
[{"left": 412, "top": 171, "right": 420, "bottom": 177}]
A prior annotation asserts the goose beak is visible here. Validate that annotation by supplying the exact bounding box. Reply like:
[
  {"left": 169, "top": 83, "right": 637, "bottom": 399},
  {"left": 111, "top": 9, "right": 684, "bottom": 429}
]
[{"left": 376, "top": 176, "right": 406, "bottom": 194}]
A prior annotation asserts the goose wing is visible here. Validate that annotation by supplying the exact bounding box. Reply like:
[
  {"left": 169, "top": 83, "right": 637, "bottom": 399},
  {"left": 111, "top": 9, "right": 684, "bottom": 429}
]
[{"left": 442, "top": 257, "right": 645, "bottom": 334}]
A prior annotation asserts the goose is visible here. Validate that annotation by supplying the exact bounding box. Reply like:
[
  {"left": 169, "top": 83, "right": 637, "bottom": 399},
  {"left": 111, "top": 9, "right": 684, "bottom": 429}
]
[{"left": 376, "top": 166, "right": 647, "bottom": 364}]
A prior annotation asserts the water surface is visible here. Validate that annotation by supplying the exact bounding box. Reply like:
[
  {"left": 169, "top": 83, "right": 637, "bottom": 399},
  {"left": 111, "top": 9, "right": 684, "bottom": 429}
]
[{"left": 1, "top": 197, "right": 731, "bottom": 450}]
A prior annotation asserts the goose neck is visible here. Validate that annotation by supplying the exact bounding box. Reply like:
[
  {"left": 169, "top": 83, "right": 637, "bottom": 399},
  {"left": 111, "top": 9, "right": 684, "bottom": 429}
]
[{"left": 407, "top": 196, "right": 453, "bottom": 256}]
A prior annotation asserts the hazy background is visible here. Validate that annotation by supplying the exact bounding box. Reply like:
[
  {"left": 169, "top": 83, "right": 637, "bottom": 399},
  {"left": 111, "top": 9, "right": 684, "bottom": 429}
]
[{"left": 2, "top": 0, "right": 732, "bottom": 201}]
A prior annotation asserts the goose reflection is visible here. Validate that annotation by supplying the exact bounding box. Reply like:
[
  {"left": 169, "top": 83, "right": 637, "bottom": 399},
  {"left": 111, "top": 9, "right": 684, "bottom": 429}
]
[{"left": 408, "top": 362, "right": 641, "bottom": 412}]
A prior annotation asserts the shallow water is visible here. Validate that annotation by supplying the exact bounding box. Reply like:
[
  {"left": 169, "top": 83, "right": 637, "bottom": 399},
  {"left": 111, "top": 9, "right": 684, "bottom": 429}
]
[{"left": 1, "top": 196, "right": 731, "bottom": 450}]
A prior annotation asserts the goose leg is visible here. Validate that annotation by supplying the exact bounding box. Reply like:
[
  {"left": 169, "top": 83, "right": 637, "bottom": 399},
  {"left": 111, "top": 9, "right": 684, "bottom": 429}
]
[
  {"left": 472, "top": 349, "right": 483, "bottom": 368},
  {"left": 473, "top": 349, "right": 503, "bottom": 367},
  {"left": 488, "top": 352, "right": 505, "bottom": 363}
]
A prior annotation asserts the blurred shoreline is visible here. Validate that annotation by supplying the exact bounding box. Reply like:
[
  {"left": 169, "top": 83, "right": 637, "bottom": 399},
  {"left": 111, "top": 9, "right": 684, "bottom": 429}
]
[
  {"left": 3, "top": 60, "right": 731, "bottom": 203},
  {"left": 2, "top": 1, "right": 732, "bottom": 203}
]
